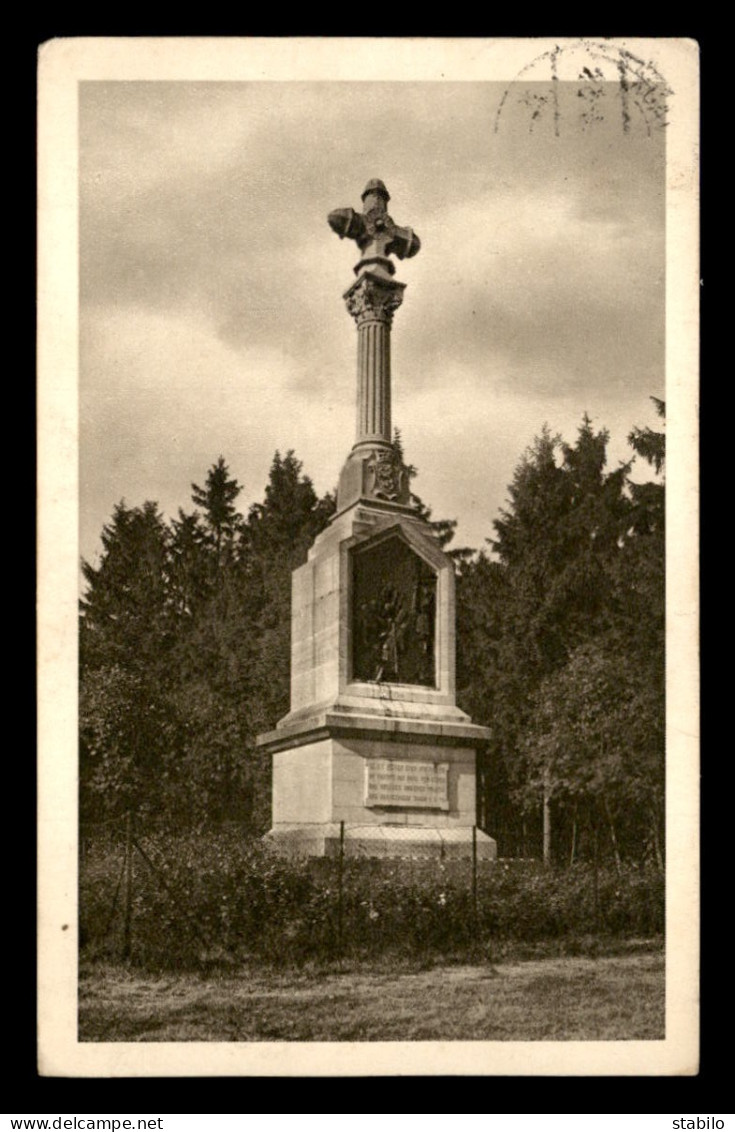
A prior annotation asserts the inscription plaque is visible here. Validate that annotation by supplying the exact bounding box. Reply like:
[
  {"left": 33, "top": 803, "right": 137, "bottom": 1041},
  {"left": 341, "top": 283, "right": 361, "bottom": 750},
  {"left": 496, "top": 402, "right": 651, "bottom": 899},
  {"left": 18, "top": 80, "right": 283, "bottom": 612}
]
[{"left": 365, "top": 759, "right": 449, "bottom": 810}]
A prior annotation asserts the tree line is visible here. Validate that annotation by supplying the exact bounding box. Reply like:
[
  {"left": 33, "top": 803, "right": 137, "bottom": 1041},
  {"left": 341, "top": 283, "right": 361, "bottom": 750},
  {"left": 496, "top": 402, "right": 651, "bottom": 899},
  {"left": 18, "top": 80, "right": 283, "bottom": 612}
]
[{"left": 80, "top": 403, "right": 665, "bottom": 867}]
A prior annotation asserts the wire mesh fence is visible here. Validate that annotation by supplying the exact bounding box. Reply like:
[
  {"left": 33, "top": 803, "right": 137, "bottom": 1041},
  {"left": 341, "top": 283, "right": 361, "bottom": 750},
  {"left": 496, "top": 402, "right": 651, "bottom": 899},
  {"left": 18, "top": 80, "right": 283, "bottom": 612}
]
[
  {"left": 79, "top": 814, "right": 516, "bottom": 965},
  {"left": 79, "top": 813, "right": 663, "bottom": 969}
]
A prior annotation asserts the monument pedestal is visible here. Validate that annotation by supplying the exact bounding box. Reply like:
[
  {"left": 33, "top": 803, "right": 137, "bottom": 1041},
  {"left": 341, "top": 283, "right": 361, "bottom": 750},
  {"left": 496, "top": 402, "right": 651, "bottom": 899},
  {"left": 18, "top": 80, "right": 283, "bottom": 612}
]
[
  {"left": 263, "top": 722, "right": 496, "bottom": 860},
  {"left": 257, "top": 501, "right": 496, "bottom": 859}
]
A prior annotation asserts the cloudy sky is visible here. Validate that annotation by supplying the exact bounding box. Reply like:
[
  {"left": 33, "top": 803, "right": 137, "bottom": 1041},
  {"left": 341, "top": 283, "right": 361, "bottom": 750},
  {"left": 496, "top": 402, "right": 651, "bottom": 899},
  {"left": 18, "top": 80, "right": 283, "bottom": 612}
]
[{"left": 78, "top": 66, "right": 666, "bottom": 568}]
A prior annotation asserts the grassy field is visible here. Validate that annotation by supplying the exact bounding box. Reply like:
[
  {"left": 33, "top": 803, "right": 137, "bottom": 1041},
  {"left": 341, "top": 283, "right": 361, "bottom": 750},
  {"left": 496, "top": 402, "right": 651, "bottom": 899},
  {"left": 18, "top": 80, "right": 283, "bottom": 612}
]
[{"left": 79, "top": 948, "right": 664, "bottom": 1042}]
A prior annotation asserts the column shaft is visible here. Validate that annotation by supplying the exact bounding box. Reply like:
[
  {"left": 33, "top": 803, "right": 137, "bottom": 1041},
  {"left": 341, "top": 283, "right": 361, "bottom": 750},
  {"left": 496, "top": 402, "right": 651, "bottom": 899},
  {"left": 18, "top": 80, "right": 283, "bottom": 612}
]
[{"left": 356, "top": 318, "right": 391, "bottom": 445}]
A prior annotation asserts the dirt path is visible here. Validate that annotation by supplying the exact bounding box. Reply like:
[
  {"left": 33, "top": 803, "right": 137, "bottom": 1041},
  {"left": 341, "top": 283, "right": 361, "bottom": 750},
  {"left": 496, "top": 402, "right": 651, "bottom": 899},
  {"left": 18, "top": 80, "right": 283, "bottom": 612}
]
[{"left": 79, "top": 951, "right": 664, "bottom": 1042}]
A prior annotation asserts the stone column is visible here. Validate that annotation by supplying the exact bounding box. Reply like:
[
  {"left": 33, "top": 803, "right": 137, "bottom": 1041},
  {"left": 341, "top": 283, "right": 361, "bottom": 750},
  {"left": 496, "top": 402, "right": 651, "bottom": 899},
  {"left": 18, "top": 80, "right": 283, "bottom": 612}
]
[
  {"left": 328, "top": 180, "right": 418, "bottom": 512},
  {"left": 335, "top": 270, "right": 410, "bottom": 510},
  {"left": 346, "top": 272, "right": 405, "bottom": 454},
  {"left": 357, "top": 316, "right": 390, "bottom": 444}
]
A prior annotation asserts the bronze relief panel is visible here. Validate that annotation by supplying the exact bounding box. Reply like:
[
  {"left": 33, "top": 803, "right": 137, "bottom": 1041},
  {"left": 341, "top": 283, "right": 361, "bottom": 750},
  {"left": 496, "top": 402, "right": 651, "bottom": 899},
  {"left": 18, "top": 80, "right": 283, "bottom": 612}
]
[{"left": 351, "top": 534, "right": 436, "bottom": 687}]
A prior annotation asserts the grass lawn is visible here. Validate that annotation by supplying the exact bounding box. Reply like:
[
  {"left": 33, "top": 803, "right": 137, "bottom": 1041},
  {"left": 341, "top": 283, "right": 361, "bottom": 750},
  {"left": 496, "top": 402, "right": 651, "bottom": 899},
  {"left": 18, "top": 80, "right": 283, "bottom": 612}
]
[{"left": 79, "top": 948, "right": 664, "bottom": 1042}]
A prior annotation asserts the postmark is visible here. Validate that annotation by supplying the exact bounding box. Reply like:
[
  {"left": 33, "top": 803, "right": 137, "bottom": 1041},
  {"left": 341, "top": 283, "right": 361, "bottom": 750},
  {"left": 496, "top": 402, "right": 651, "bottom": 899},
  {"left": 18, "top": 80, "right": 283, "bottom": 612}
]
[{"left": 495, "top": 39, "right": 673, "bottom": 136}]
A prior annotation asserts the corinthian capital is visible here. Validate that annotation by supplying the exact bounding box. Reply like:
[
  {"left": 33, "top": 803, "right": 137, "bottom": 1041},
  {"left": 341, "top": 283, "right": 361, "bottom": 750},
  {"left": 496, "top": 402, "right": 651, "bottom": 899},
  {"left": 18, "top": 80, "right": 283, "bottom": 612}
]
[{"left": 344, "top": 274, "right": 406, "bottom": 326}]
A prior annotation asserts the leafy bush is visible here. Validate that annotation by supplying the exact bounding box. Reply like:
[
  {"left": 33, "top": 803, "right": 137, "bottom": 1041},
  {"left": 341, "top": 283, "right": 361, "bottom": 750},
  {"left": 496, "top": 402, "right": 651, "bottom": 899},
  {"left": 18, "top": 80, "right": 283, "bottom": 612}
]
[{"left": 80, "top": 830, "right": 664, "bottom": 971}]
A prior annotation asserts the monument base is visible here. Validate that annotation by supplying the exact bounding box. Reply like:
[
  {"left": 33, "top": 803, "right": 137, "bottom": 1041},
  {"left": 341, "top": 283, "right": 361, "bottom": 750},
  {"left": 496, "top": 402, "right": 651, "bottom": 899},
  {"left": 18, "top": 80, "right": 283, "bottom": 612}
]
[
  {"left": 266, "top": 822, "right": 496, "bottom": 860},
  {"left": 259, "top": 711, "right": 497, "bottom": 860},
  {"left": 255, "top": 494, "right": 497, "bottom": 861}
]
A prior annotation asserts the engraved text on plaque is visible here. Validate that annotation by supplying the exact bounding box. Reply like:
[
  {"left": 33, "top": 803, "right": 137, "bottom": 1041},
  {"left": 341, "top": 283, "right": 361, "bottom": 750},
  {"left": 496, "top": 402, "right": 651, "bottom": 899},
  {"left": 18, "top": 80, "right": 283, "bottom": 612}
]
[{"left": 365, "top": 759, "right": 449, "bottom": 810}]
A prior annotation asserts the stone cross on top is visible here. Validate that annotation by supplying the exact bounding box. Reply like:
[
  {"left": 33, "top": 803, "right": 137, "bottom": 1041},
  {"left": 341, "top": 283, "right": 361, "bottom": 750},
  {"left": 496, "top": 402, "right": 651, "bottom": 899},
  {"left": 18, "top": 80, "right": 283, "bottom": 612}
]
[
  {"left": 328, "top": 179, "right": 421, "bottom": 277},
  {"left": 328, "top": 180, "right": 421, "bottom": 511}
]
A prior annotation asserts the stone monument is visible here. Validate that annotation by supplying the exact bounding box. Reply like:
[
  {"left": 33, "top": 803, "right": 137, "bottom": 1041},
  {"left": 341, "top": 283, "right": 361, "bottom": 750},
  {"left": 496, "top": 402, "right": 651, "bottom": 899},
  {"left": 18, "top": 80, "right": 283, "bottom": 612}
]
[{"left": 257, "top": 179, "right": 496, "bottom": 859}]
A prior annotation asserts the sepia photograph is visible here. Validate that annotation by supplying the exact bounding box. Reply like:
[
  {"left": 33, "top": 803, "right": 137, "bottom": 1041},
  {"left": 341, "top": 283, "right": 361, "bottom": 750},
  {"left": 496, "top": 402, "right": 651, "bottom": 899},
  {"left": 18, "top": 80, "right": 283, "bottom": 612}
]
[{"left": 37, "top": 37, "right": 699, "bottom": 1076}]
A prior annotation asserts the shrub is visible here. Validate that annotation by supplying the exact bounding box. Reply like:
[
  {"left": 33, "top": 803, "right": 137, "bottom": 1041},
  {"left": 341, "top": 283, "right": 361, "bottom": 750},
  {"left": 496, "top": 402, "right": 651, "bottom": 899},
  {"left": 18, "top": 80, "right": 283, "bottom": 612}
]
[{"left": 79, "top": 830, "right": 664, "bottom": 971}]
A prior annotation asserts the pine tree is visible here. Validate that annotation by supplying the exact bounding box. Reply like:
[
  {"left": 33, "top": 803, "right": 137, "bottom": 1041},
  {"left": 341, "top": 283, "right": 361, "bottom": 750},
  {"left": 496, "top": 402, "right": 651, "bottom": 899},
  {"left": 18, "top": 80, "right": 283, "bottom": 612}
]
[
  {"left": 80, "top": 501, "right": 173, "bottom": 669},
  {"left": 628, "top": 396, "right": 666, "bottom": 477},
  {"left": 191, "top": 456, "right": 244, "bottom": 559},
  {"left": 243, "top": 452, "right": 335, "bottom": 731},
  {"left": 615, "top": 398, "right": 665, "bottom": 864},
  {"left": 168, "top": 508, "right": 211, "bottom": 619},
  {"left": 165, "top": 462, "right": 254, "bottom": 823},
  {"left": 471, "top": 408, "right": 666, "bottom": 866},
  {"left": 79, "top": 453, "right": 337, "bottom": 828},
  {"left": 393, "top": 428, "right": 460, "bottom": 551},
  {"left": 466, "top": 418, "right": 638, "bottom": 860},
  {"left": 245, "top": 450, "right": 334, "bottom": 567},
  {"left": 79, "top": 501, "right": 178, "bottom": 817}
]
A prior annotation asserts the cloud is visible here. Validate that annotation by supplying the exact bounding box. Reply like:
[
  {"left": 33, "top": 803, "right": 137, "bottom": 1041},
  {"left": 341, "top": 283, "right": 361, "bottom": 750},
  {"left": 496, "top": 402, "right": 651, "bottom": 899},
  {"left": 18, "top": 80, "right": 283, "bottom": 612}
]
[
  {"left": 398, "top": 134, "right": 664, "bottom": 401},
  {"left": 80, "top": 301, "right": 361, "bottom": 565},
  {"left": 79, "top": 79, "right": 666, "bottom": 566}
]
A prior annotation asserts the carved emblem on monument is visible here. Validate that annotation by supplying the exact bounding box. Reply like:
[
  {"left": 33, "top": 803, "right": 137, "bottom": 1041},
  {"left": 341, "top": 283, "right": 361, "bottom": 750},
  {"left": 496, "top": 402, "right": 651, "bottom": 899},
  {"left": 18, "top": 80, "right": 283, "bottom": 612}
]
[
  {"left": 367, "top": 448, "right": 408, "bottom": 501},
  {"left": 352, "top": 533, "right": 436, "bottom": 686}
]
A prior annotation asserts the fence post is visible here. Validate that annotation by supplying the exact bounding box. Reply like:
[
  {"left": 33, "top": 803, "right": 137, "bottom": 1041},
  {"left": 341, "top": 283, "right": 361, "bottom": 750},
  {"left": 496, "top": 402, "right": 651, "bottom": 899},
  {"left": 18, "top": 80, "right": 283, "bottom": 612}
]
[
  {"left": 336, "top": 820, "right": 345, "bottom": 954},
  {"left": 592, "top": 820, "right": 600, "bottom": 930},
  {"left": 472, "top": 824, "right": 479, "bottom": 946},
  {"left": 122, "top": 810, "right": 134, "bottom": 961},
  {"left": 543, "top": 771, "right": 552, "bottom": 867}
]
